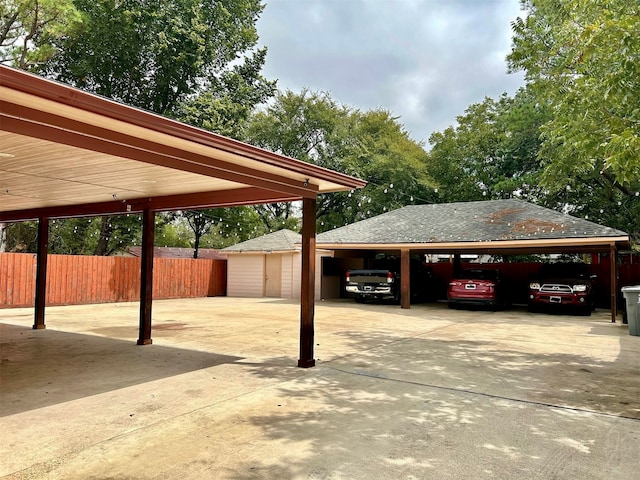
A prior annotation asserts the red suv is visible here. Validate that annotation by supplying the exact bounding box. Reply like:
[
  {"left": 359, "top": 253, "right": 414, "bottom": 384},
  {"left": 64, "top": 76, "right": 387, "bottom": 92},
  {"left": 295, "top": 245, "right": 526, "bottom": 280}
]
[{"left": 528, "top": 262, "right": 596, "bottom": 315}]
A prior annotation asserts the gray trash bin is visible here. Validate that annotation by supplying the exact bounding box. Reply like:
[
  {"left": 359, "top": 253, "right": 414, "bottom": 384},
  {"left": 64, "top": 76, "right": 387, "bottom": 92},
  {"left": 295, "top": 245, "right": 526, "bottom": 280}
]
[{"left": 621, "top": 286, "right": 640, "bottom": 336}]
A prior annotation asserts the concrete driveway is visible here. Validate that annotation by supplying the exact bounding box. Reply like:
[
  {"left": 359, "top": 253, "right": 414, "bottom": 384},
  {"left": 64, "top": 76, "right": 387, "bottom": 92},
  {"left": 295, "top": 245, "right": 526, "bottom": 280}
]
[{"left": 1, "top": 298, "right": 639, "bottom": 479}]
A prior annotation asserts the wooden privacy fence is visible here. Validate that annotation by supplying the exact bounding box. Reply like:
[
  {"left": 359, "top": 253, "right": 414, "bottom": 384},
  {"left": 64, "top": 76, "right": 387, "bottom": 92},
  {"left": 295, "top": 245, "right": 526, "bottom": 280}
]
[{"left": 0, "top": 253, "right": 227, "bottom": 308}]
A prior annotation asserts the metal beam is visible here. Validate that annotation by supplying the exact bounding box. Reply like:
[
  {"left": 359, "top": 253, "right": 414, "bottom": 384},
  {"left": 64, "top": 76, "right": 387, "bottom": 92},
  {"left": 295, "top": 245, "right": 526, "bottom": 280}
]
[
  {"left": 298, "top": 197, "right": 316, "bottom": 368},
  {"left": 1, "top": 187, "right": 300, "bottom": 222}
]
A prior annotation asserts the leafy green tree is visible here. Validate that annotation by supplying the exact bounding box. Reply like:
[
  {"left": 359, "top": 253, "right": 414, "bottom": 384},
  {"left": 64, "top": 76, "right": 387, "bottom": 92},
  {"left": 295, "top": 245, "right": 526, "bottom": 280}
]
[
  {"left": 4, "top": 214, "right": 146, "bottom": 255},
  {"left": 89, "top": 214, "right": 145, "bottom": 256},
  {"left": 200, "top": 206, "right": 267, "bottom": 248},
  {"left": 42, "top": 0, "right": 271, "bottom": 115},
  {"left": 169, "top": 207, "right": 268, "bottom": 255},
  {"left": 246, "top": 89, "right": 353, "bottom": 230},
  {"left": 0, "top": 0, "right": 82, "bottom": 69},
  {"left": 508, "top": 0, "right": 639, "bottom": 188},
  {"left": 172, "top": 48, "right": 276, "bottom": 140},
  {"left": 508, "top": 0, "right": 639, "bottom": 244},
  {"left": 427, "top": 88, "right": 549, "bottom": 203},
  {"left": 28, "top": 0, "right": 274, "bottom": 254},
  {"left": 3, "top": 221, "right": 37, "bottom": 252},
  {"left": 46, "top": 215, "right": 143, "bottom": 256},
  {"left": 246, "top": 90, "right": 434, "bottom": 231},
  {"left": 156, "top": 219, "right": 192, "bottom": 249},
  {"left": 246, "top": 89, "right": 345, "bottom": 230},
  {"left": 48, "top": 218, "right": 99, "bottom": 254},
  {"left": 321, "top": 109, "right": 435, "bottom": 230}
]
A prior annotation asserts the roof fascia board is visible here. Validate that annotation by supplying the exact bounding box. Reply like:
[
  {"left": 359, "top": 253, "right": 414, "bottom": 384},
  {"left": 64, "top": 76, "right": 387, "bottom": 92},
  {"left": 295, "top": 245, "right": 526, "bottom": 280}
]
[
  {"left": 317, "top": 236, "right": 631, "bottom": 251},
  {"left": 224, "top": 248, "right": 333, "bottom": 255},
  {"left": 224, "top": 249, "right": 298, "bottom": 254},
  {"left": 0, "top": 67, "right": 366, "bottom": 192}
]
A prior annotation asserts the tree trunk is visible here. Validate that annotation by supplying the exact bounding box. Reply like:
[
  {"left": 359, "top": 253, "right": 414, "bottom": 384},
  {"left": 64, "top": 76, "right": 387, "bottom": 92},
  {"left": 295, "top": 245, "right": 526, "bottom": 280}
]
[
  {"left": 0, "top": 222, "right": 7, "bottom": 252},
  {"left": 193, "top": 233, "right": 200, "bottom": 259},
  {"left": 94, "top": 217, "right": 113, "bottom": 256}
]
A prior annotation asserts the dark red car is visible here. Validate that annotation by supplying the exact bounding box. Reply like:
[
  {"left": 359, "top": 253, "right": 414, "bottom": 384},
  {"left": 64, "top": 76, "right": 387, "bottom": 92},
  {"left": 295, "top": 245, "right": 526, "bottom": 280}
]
[{"left": 448, "top": 268, "right": 505, "bottom": 309}]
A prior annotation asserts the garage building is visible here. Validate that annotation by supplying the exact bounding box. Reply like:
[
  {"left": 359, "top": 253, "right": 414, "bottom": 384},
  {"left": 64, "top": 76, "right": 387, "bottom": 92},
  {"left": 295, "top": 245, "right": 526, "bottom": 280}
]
[{"left": 222, "top": 229, "right": 333, "bottom": 300}]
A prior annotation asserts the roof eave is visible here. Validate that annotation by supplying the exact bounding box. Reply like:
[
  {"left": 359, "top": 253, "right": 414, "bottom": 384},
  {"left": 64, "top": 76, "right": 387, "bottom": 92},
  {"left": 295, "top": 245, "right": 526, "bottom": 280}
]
[
  {"left": 316, "top": 236, "right": 631, "bottom": 253},
  {"left": 0, "top": 65, "right": 366, "bottom": 206}
]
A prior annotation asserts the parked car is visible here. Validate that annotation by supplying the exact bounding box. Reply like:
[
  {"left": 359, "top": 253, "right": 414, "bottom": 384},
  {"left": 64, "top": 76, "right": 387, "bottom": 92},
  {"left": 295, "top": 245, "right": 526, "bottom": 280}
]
[
  {"left": 528, "top": 262, "right": 596, "bottom": 315},
  {"left": 447, "top": 268, "right": 505, "bottom": 309},
  {"left": 345, "top": 256, "right": 437, "bottom": 304}
]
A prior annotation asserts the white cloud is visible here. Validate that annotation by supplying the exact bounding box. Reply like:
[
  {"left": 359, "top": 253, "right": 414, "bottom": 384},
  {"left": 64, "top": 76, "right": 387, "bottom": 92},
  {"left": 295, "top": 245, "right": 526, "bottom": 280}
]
[{"left": 257, "top": 0, "right": 526, "bottom": 143}]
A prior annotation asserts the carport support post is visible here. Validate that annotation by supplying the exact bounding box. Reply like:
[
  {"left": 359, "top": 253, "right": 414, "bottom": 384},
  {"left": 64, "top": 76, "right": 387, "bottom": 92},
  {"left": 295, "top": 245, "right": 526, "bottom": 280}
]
[
  {"left": 610, "top": 244, "right": 617, "bottom": 323},
  {"left": 401, "top": 248, "right": 410, "bottom": 309},
  {"left": 452, "top": 253, "right": 462, "bottom": 277},
  {"left": 298, "top": 197, "right": 316, "bottom": 368},
  {"left": 137, "top": 209, "right": 154, "bottom": 345},
  {"left": 33, "top": 217, "right": 49, "bottom": 330}
]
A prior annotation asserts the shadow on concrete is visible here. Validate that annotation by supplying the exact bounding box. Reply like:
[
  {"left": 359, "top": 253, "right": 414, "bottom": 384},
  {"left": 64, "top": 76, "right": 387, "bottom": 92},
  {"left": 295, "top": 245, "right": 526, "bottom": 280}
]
[
  {"left": 0, "top": 323, "right": 241, "bottom": 417},
  {"left": 233, "top": 325, "right": 640, "bottom": 479}
]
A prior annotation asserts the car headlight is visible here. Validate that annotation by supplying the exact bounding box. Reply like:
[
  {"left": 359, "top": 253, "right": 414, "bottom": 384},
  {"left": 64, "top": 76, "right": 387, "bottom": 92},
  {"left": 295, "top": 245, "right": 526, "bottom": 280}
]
[
  {"left": 529, "top": 282, "right": 541, "bottom": 290},
  {"left": 572, "top": 284, "right": 587, "bottom": 292}
]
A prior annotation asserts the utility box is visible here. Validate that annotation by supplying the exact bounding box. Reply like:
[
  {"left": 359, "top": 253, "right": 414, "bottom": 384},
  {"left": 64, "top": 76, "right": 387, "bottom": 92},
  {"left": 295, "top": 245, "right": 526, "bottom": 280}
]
[{"left": 621, "top": 286, "right": 640, "bottom": 336}]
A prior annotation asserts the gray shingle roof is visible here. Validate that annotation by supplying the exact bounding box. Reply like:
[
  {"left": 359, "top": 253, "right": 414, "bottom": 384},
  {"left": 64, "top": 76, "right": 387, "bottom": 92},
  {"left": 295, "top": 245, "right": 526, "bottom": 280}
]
[
  {"left": 222, "top": 229, "right": 301, "bottom": 253},
  {"left": 316, "top": 199, "right": 628, "bottom": 245}
]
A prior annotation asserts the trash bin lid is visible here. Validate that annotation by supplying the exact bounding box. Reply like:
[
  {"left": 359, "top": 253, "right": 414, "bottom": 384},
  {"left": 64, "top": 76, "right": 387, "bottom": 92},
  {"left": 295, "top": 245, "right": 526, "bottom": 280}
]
[{"left": 621, "top": 285, "right": 640, "bottom": 293}]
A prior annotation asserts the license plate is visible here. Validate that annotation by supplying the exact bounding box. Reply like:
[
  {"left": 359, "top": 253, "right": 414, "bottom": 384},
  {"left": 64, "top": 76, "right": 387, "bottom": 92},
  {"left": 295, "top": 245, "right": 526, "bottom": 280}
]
[
  {"left": 550, "top": 296, "right": 562, "bottom": 303},
  {"left": 465, "top": 284, "right": 476, "bottom": 290}
]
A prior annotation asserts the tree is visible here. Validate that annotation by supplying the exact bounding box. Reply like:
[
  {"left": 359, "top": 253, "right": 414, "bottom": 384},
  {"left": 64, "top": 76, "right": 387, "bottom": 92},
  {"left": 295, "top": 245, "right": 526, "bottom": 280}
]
[
  {"left": 2, "top": 221, "right": 37, "bottom": 252},
  {"left": 42, "top": 0, "right": 272, "bottom": 115},
  {"left": 168, "top": 207, "right": 267, "bottom": 257},
  {"left": 246, "top": 89, "right": 353, "bottom": 230},
  {"left": 27, "top": 0, "right": 275, "bottom": 254},
  {"left": 245, "top": 90, "right": 434, "bottom": 231},
  {"left": 508, "top": 0, "right": 639, "bottom": 193},
  {"left": 201, "top": 206, "right": 267, "bottom": 248},
  {"left": 427, "top": 88, "right": 549, "bottom": 203},
  {"left": 172, "top": 47, "right": 276, "bottom": 140},
  {"left": 0, "top": 0, "right": 82, "bottom": 69},
  {"left": 321, "top": 109, "right": 435, "bottom": 230},
  {"left": 427, "top": 84, "right": 639, "bottom": 244}
]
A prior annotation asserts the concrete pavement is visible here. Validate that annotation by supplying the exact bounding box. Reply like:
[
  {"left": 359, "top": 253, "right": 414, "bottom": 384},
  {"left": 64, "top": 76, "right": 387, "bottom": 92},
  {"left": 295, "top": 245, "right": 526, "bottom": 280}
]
[{"left": 1, "top": 298, "right": 639, "bottom": 479}]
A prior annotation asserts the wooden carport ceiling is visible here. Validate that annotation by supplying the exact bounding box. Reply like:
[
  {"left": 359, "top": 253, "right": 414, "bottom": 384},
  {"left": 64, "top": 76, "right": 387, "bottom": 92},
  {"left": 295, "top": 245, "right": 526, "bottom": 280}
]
[{"left": 0, "top": 66, "right": 365, "bottom": 221}]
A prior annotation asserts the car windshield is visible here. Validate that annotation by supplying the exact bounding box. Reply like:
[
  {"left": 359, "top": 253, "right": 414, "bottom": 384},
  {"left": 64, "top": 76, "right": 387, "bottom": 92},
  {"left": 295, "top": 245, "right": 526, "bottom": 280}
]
[
  {"left": 538, "top": 263, "right": 591, "bottom": 278},
  {"left": 455, "top": 269, "right": 499, "bottom": 281}
]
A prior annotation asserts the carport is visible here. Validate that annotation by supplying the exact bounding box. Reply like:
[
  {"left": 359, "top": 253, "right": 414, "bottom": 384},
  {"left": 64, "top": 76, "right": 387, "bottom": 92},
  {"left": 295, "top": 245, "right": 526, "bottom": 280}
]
[
  {"left": 316, "top": 200, "right": 631, "bottom": 321},
  {"left": 0, "top": 65, "right": 366, "bottom": 367}
]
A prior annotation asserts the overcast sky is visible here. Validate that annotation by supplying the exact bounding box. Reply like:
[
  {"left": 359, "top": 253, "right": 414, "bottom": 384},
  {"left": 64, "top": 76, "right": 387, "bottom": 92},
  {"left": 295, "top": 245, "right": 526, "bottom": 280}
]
[{"left": 256, "top": 0, "right": 526, "bottom": 145}]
